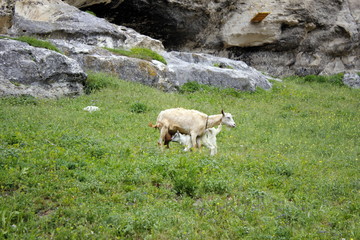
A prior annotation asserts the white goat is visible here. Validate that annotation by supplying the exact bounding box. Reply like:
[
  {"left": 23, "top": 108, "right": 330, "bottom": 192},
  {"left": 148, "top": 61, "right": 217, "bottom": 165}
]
[
  {"left": 150, "top": 108, "right": 235, "bottom": 150},
  {"left": 171, "top": 124, "right": 222, "bottom": 156}
]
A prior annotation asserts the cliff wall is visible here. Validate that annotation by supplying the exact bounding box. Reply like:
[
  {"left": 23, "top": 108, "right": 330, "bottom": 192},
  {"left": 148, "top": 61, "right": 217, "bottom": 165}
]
[{"left": 78, "top": 0, "right": 360, "bottom": 76}]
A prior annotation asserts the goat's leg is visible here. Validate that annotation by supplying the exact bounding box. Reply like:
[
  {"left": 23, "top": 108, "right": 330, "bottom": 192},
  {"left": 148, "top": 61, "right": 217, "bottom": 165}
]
[
  {"left": 210, "top": 145, "right": 218, "bottom": 156},
  {"left": 158, "top": 126, "right": 168, "bottom": 150},
  {"left": 196, "top": 137, "right": 202, "bottom": 149},
  {"left": 164, "top": 132, "right": 172, "bottom": 148},
  {"left": 209, "top": 147, "right": 215, "bottom": 156},
  {"left": 183, "top": 145, "right": 191, "bottom": 152},
  {"left": 213, "top": 144, "right": 218, "bottom": 155},
  {"left": 190, "top": 133, "right": 198, "bottom": 151}
]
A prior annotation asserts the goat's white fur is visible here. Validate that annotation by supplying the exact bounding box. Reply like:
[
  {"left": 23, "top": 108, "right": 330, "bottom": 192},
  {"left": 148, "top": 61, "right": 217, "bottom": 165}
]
[
  {"left": 153, "top": 108, "right": 235, "bottom": 150},
  {"left": 171, "top": 124, "right": 222, "bottom": 156}
]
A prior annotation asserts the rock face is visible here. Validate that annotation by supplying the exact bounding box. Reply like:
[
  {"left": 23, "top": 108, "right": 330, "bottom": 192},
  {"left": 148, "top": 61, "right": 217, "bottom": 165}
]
[
  {"left": 0, "top": 38, "right": 86, "bottom": 98},
  {"left": 79, "top": 0, "right": 360, "bottom": 77},
  {"left": 0, "top": 0, "right": 273, "bottom": 97},
  {"left": 164, "top": 51, "right": 272, "bottom": 91}
]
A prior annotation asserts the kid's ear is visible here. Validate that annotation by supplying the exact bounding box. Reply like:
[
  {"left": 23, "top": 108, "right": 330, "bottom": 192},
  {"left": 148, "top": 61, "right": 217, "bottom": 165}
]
[{"left": 221, "top": 110, "right": 225, "bottom": 116}]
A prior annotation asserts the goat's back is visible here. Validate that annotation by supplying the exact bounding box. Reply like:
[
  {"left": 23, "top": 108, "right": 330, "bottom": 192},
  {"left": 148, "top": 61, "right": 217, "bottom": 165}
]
[{"left": 157, "top": 108, "right": 207, "bottom": 134}]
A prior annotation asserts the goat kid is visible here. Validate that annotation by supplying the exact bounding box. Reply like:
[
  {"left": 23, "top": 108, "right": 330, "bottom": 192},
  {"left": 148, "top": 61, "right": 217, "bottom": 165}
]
[{"left": 171, "top": 124, "right": 222, "bottom": 156}]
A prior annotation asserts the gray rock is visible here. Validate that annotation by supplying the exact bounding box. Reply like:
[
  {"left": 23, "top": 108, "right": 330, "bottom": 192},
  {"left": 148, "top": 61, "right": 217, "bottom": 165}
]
[
  {"left": 164, "top": 51, "right": 273, "bottom": 91},
  {"left": 343, "top": 73, "right": 360, "bottom": 89},
  {"left": 0, "top": 38, "right": 86, "bottom": 98}
]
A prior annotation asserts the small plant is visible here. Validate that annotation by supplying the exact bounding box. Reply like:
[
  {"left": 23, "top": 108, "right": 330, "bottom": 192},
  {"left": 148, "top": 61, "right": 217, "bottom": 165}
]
[
  {"left": 84, "top": 72, "right": 119, "bottom": 94},
  {"left": 130, "top": 102, "right": 148, "bottom": 113},
  {"left": 104, "top": 47, "right": 167, "bottom": 65},
  {"left": 4, "top": 134, "right": 22, "bottom": 145}
]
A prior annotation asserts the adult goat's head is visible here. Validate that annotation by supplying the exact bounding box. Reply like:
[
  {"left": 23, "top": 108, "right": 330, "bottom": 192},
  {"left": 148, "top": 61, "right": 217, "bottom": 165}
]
[{"left": 221, "top": 110, "right": 236, "bottom": 128}]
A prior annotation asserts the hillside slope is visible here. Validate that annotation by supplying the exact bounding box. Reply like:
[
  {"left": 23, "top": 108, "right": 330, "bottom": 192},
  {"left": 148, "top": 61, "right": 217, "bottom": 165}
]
[{"left": 1, "top": 73, "right": 359, "bottom": 239}]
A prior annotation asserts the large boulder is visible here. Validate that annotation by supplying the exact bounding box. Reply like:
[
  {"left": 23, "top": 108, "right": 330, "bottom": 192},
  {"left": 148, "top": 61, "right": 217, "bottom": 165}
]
[
  {"left": 8, "top": 0, "right": 164, "bottom": 52},
  {"left": 0, "top": 38, "right": 86, "bottom": 98},
  {"left": 164, "top": 51, "right": 272, "bottom": 91},
  {"left": 342, "top": 73, "right": 360, "bottom": 89}
]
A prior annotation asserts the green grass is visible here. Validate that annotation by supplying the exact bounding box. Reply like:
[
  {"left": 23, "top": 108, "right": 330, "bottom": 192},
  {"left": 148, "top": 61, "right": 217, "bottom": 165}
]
[
  {"left": 84, "top": 71, "right": 120, "bottom": 94},
  {"left": 104, "top": 47, "right": 167, "bottom": 65},
  {"left": 0, "top": 73, "right": 359, "bottom": 239},
  {"left": 300, "top": 73, "right": 345, "bottom": 86},
  {"left": 1, "top": 35, "right": 62, "bottom": 53}
]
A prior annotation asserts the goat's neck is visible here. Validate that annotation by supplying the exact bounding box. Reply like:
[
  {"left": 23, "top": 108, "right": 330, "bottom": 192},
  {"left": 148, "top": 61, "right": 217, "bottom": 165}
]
[{"left": 206, "top": 114, "right": 222, "bottom": 128}]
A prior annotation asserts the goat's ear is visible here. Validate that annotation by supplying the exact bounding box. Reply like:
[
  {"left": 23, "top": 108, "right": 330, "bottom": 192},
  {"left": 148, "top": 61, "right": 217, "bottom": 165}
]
[{"left": 221, "top": 110, "right": 225, "bottom": 116}]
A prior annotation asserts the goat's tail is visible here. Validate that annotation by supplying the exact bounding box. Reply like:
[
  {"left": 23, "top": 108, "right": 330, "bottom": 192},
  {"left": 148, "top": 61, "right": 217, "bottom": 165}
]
[{"left": 148, "top": 122, "right": 158, "bottom": 129}]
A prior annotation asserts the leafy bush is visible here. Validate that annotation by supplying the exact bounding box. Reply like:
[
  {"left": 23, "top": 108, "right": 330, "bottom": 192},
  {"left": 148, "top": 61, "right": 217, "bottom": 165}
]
[{"left": 104, "top": 47, "right": 167, "bottom": 65}]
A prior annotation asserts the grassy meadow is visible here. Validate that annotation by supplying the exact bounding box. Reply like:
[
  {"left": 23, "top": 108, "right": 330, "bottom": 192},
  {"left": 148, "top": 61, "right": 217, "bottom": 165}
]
[{"left": 0, "top": 73, "right": 359, "bottom": 239}]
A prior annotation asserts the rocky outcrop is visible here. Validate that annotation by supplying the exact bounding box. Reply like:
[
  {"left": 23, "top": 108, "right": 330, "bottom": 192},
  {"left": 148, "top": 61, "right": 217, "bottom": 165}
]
[
  {"left": 164, "top": 51, "right": 272, "bottom": 91},
  {"left": 0, "top": 38, "right": 86, "bottom": 98},
  {"left": 51, "top": 39, "right": 272, "bottom": 92},
  {"left": 0, "top": 0, "right": 273, "bottom": 97},
  {"left": 79, "top": 0, "right": 360, "bottom": 77}
]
